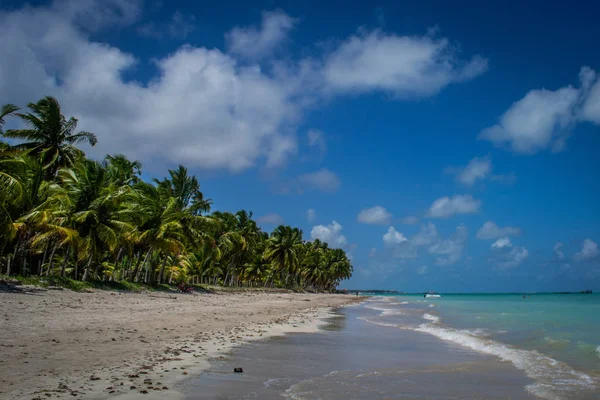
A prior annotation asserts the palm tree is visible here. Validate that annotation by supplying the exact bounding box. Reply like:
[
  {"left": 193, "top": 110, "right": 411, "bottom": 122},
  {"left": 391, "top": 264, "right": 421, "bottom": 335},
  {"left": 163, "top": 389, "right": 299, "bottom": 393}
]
[
  {"left": 104, "top": 154, "right": 142, "bottom": 186},
  {"left": 128, "top": 182, "right": 188, "bottom": 284},
  {"left": 53, "top": 160, "right": 133, "bottom": 280},
  {"left": 154, "top": 165, "right": 211, "bottom": 215},
  {"left": 264, "top": 225, "right": 304, "bottom": 288},
  {"left": 3, "top": 96, "right": 97, "bottom": 177},
  {"left": 0, "top": 104, "right": 19, "bottom": 133}
]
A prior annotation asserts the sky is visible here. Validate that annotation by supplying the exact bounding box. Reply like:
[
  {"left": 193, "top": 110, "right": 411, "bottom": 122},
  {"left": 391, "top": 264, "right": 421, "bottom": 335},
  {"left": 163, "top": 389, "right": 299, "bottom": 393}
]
[{"left": 1, "top": 0, "right": 600, "bottom": 292}]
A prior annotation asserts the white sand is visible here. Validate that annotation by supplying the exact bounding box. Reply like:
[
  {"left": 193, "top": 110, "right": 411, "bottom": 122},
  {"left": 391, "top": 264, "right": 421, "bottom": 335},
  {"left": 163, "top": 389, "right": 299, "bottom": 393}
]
[{"left": 0, "top": 287, "right": 361, "bottom": 399}]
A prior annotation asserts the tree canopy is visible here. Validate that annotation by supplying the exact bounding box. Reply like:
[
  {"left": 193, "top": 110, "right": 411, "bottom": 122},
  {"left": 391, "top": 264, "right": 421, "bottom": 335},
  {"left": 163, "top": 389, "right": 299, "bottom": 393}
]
[{"left": 0, "top": 96, "right": 353, "bottom": 291}]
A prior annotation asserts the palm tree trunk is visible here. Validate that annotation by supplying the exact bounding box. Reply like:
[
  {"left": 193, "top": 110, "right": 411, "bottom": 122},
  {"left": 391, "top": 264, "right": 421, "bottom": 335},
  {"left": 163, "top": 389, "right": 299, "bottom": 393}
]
[
  {"left": 130, "top": 252, "right": 143, "bottom": 282},
  {"left": 111, "top": 248, "right": 123, "bottom": 281},
  {"left": 6, "top": 255, "right": 11, "bottom": 276},
  {"left": 46, "top": 242, "right": 58, "bottom": 277},
  {"left": 82, "top": 255, "right": 93, "bottom": 281},
  {"left": 73, "top": 257, "right": 79, "bottom": 280},
  {"left": 39, "top": 244, "right": 49, "bottom": 276},
  {"left": 157, "top": 255, "right": 168, "bottom": 284},
  {"left": 60, "top": 245, "right": 71, "bottom": 277}
]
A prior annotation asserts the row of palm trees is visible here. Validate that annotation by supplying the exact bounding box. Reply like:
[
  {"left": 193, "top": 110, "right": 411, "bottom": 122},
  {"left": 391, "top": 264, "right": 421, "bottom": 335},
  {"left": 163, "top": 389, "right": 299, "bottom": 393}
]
[{"left": 0, "top": 97, "right": 353, "bottom": 291}]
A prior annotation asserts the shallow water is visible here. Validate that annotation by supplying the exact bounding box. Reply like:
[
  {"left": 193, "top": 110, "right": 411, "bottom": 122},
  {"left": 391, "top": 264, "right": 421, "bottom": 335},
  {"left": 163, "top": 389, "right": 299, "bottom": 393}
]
[
  {"left": 181, "top": 302, "right": 550, "bottom": 399},
  {"left": 181, "top": 295, "right": 599, "bottom": 399}
]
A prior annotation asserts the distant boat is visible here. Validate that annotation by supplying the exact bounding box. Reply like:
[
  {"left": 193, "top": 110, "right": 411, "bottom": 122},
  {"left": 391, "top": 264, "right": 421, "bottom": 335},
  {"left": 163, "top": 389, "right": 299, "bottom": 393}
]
[{"left": 424, "top": 291, "right": 441, "bottom": 298}]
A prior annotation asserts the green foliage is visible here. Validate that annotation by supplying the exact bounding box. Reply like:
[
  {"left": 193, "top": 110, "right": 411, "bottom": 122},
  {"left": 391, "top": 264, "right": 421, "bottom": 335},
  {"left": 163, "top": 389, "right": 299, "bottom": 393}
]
[{"left": 0, "top": 96, "right": 353, "bottom": 292}]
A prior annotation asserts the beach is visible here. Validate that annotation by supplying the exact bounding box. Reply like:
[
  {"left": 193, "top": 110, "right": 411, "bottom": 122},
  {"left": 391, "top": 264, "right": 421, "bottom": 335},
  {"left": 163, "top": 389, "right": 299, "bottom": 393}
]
[
  {"left": 0, "top": 286, "right": 361, "bottom": 399},
  {"left": 3, "top": 289, "right": 599, "bottom": 400},
  {"left": 183, "top": 294, "right": 599, "bottom": 400}
]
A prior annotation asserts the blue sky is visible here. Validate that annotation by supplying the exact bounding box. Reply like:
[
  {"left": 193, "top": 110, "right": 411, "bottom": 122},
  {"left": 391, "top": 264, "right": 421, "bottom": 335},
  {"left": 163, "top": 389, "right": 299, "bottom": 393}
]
[{"left": 1, "top": 0, "right": 600, "bottom": 292}]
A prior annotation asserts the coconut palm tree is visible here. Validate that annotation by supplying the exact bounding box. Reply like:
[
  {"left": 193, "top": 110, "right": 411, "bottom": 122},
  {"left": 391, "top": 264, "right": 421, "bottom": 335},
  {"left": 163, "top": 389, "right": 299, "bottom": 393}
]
[
  {"left": 53, "top": 160, "right": 133, "bottom": 280},
  {"left": 104, "top": 154, "right": 142, "bottom": 186},
  {"left": 154, "top": 165, "right": 211, "bottom": 215},
  {"left": 3, "top": 96, "right": 97, "bottom": 177},
  {"left": 0, "top": 104, "right": 19, "bottom": 134},
  {"left": 264, "top": 225, "right": 304, "bottom": 287}
]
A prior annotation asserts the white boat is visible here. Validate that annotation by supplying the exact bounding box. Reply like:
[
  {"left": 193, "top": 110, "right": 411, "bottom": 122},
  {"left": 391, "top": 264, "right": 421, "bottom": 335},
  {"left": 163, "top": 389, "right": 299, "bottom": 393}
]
[{"left": 425, "top": 294, "right": 441, "bottom": 298}]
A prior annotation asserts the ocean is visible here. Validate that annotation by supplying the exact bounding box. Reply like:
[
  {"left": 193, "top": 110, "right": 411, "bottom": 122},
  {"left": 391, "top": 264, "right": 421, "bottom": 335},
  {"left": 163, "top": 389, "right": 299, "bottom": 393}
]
[{"left": 181, "top": 293, "right": 599, "bottom": 399}]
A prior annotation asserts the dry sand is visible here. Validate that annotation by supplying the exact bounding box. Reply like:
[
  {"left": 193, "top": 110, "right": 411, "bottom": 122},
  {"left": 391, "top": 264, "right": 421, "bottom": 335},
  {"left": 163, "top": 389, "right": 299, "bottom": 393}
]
[{"left": 0, "top": 285, "right": 361, "bottom": 399}]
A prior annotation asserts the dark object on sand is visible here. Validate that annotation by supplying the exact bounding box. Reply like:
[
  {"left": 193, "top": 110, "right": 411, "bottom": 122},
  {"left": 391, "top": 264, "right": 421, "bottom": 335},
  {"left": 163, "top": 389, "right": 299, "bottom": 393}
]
[
  {"left": 177, "top": 283, "right": 194, "bottom": 294},
  {"left": 234, "top": 367, "right": 244, "bottom": 373}
]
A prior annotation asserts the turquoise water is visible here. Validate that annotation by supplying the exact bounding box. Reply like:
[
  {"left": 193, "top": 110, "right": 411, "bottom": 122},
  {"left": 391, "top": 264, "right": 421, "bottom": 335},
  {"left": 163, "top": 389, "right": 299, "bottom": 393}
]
[
  {"left": 377, "top": 293, "right": 600, "bottom": 373},
  {"left": 183, "top": 294, "right": 600, "bottom": 400},
  {"left": 361, "top": 293, "right": 600, "bottom": 399}
]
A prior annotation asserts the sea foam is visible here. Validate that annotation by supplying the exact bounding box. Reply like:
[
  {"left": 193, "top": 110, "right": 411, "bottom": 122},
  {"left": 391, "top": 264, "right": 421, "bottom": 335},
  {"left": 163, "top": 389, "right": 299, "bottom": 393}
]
[{"left": 415, "top": 322, "right": 597, "bottom": 399}]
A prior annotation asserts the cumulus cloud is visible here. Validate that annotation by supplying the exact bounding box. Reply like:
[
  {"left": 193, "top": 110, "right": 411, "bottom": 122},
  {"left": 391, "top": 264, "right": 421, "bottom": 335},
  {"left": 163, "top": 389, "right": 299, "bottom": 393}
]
[
  {"left": 290, "top": 169, "right": 341, "bottom": 193},
  {"left": 480, "top": 66, "right": 600, "bottom": 154},
  {"left": 427, "top": 195, "right": 481, "bottom": 218},
  {"left": 311, "top": 221, "right": 347, "bottom": 248},
  {"left": 256, "top": 213, "right": 284, "bottom": 225},
  {"left": 456, "top": 156, "right": 492, "bottom": 186},
  {"left": 0, "top": 1, "right": 490, "bottom": 175},
  {"left": 428, "top": 224, "right": 468, "bottom": 266},
  {"left": 0, "top": 2, "right": 303, "bottom": 173},
  {"left": 357, "top": 206, "right": 392, "bottom": 225},
  {"left": 494, "top": 246, "right": 529, "bottom": 269},
  {"left": 573, "top": 239, "right": 599, "bottom": 262},
  {"left": 417, "top": 265, "right": 428, "bottom": 275},
  {"left": 553, "top": 242, "right": 565, "bottom": 260},
  {"left": 225, "top": 10, "right": 296, "bottom": 60},
  {"left": 412, "top": 222, "right": 439, "bottom": 246},
  {"left": 476, "top": 221, "right": 521, "bottom": 240},
  {"left": 306, "top": 208, "right": 316, "bottom": 222},
  {"left": 323, "top": 29, "right": 487, "bottom": 98},
  {"left": 402, "top": 216, "right": 419, "bottom": 225},
  {"left": 491, "top": 237, "right": 512, "bottom": 249},
  {"left": 383, "top": 226, "right": 408, "bottom": 246}
]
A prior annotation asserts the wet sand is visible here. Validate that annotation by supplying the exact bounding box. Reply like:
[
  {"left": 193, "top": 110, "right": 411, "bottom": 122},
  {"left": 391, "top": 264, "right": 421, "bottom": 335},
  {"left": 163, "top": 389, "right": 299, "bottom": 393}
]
[
  {"left": 183, "top": 304, "right": 539, "bottom": 399},
  {"left": 0, "top": 286, "right": 360, "bottom": 399}
]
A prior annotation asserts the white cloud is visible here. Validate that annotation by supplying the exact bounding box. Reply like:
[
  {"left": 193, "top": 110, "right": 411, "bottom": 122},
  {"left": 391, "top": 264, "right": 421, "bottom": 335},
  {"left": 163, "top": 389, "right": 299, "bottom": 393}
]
[
  {"left": 573, "top": 239, "right": 599, "bottom": 262},
  {"left": 480, "top": 67, "right": 600, "bottom": 154},
  {"left": 491, "top": 237, "right": 512, "bottom": 249},
  {"left": 306, "top": 208, "right": 316, "bottom": 222},
  {"left": 456, "top": 156, "right": 492, "bottom": 186},
  {"left": 383, "top": 226, "right": 407, "bottom": 246},
  {"left": 357, "top": 206, "right": 392, "bottom": 225},
  {"left": 0, "top": 2, "right": 491, "bottom": 175},
  {"left": 495, "top": 246, "right": 529, "bottom": 269},
  {"left": 428, "top": 224, "right": 468, "bottom": 266},
  {"left": 311, "top": 221, "right": 347, "bottom": 248},
  {"left": 293, "top": 169, "right": 341, "bottom": 193},
  {"left": 226, "top": 10, "right": 296, "bottom": 60},
  {"left": 256, "top": 213, "right": 284, "bottom": 225},
  {"left": 476, "top": 221, "right": 521, "bottom": 240},
  {"left": 402, "top": 216, "right": 419, "bottom": 225},
  {"left": 137, "top": 11, "right": 196, "bottom": 40},
  {"left": 412, "top": 222, "right": 438, "bottom": 246},
  {"left": 323, "top": 29, "right": 487, "bottom": 97},
  {"left": 427, "top": 195, "right": 481, "bottom": 218},
  {"left": 0, "top": 2, "right": 303, "bottom": 173},
  {"left": 417, "top": 265, "right": 428, "bottom": 275},
  {"left": 307, "top": 129, "right": 327, "bottom": 158},
  {"left": 553, "top": 242, "right": 565, "bottom": 260}
]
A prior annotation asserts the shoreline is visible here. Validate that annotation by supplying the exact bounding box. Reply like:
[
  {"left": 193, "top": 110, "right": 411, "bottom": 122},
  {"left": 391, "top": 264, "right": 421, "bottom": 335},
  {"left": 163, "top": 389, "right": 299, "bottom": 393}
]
[{"left": 0, "top": 286, "right": 363, "bottom": 399}]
